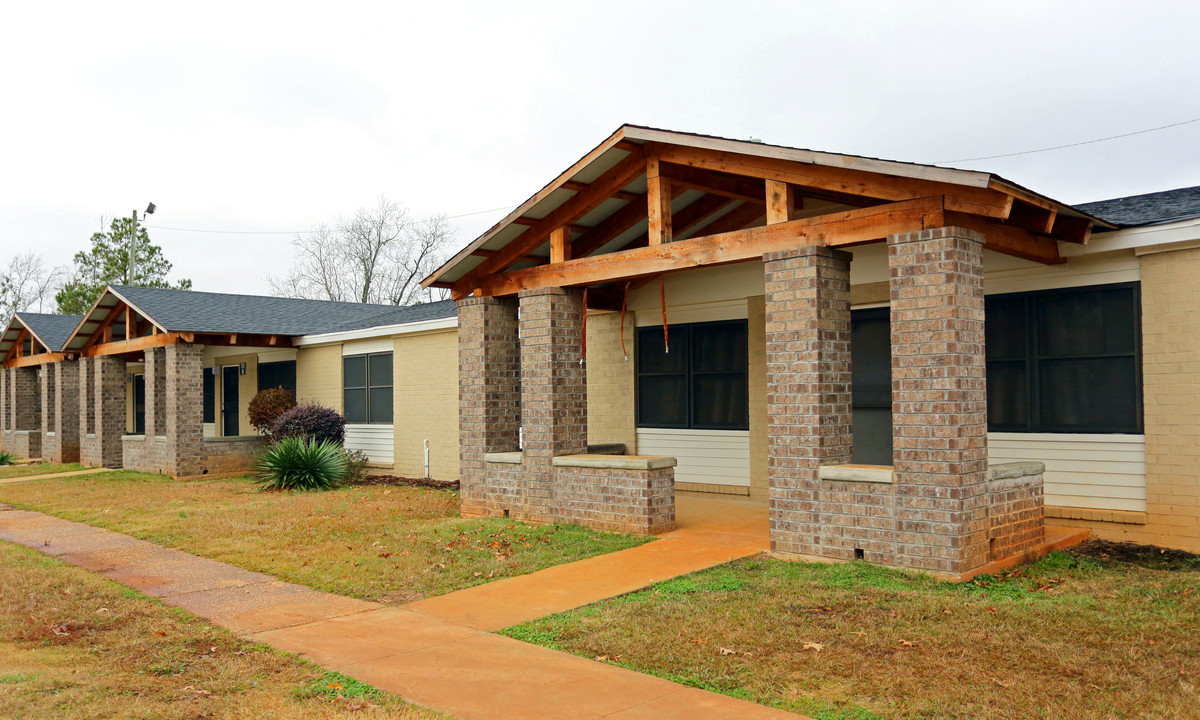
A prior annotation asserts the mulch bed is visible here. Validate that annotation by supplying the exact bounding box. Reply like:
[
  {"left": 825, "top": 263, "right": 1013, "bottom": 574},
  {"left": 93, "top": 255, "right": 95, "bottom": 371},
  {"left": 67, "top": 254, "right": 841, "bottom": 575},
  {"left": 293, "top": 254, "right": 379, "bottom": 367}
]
[
  {"left": 347, "top": 474, "right": 459, "bottom": 490},
  {"left": 1068, "top": 538, "right": 1200, "bottom": 571}
]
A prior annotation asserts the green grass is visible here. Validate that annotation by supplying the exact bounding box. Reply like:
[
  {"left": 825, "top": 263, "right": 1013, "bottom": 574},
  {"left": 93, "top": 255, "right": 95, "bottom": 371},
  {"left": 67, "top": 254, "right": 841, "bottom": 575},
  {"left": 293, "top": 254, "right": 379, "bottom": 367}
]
[
  {"left": 0, "top": 470, "right": 649, "bottom": 603},
  {"left": 0, "top": 541, "right": 442, "bottom": 719},
  {"left": 503, "top": 548, "right": 1200, "bottom": 720},
  {"left": 0, "top": 462, "right": 84, "bottom": 480}
]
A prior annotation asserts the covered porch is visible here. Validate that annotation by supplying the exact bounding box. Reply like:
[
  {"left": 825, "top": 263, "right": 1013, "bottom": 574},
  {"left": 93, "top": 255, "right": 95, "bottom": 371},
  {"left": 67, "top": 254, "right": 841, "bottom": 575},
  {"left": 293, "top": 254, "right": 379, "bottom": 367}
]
[{"left": 425, "top": 125, "right": 1106, "bottom": 577}]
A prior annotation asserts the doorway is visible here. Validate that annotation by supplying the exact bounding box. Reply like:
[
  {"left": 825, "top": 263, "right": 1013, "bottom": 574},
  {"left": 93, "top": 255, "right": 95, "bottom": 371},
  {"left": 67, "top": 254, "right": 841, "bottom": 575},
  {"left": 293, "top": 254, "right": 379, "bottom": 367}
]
[
  {"left": 851, "top": 308, "right": 892, "bottom": 465},
  {"left": 221, "top": 365, "right": 239, "bottom": 436},
  {"left": 133, "top": 373, "right": 145, "bottom": 434}
]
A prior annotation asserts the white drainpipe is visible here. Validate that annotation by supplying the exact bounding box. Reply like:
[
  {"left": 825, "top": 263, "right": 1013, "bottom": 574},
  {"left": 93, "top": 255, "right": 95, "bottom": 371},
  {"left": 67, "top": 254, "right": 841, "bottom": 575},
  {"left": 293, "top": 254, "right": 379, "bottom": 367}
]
[{"left": 423, "top": 438, "right": 430, "bottom": 479}]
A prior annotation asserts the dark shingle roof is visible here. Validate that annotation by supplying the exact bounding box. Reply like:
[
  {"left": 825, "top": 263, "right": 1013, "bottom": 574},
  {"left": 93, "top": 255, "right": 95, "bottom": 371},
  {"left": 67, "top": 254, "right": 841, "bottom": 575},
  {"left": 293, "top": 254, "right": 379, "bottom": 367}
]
[
  {"left": 1074, "top": 185, "right": 1200, "bottom": 228},
  {"left": 15, "top": 312, "right": 86, "bottom": 352},
  {"left": 110, "top": 285, "right": 456, "bottom": 337}
]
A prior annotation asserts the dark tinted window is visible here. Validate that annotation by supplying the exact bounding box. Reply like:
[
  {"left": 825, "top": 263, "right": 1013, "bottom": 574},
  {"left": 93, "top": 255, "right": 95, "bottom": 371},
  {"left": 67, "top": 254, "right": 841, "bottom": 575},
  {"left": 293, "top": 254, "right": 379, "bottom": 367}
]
[
  {"left": 257, "top": 360, "right": 297, "bottom": 396},
  {"left": 203, "top": 368, "right": 215, "bottom": 424},
  {"left": 637, "top": 320, "right": 748, "bottom": 430},
  {"left": 343, "top": 353, "right": 393, "bottom": 424}
]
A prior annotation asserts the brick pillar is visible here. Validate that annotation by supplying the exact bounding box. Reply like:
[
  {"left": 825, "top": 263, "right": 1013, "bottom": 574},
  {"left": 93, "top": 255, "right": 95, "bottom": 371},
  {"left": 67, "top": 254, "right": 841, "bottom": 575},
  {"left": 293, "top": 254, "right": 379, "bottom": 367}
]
[
  {"left": 143, "top": 347, "right": 162, "bottom": 437},
  {"left": 457, "top": 296, "right": 522, "bottom": 517},
  {"left": 888, "top": 227, "right": 989, "bottom": 575},
  {"left": 11, "top": 366, "right": 39, "bottom": 431},
  {"left": 80, "top": 357, "right": 125, "bottom": 468},
  {"left": 164, "top": 343, "right": 205, "bottom": 477},
  {"left": 41, "top": 362, "right": 57, "bottom": 435},
  {"left": 764, "top": 247, "right": 854, "bottom": 557},
  {"left": 46, "top": 360, "right": 81, "bottom": 463},
  {"left": 519, "top": 287, "right": 587, "bottom": 522}
]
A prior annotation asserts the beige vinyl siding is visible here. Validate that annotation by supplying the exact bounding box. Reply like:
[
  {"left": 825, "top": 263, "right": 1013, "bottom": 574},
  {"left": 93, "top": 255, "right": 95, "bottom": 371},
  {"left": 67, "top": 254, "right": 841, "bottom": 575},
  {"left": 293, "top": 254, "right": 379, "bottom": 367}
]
[
  {"left": 988, "top": 433, "right": 1147, "bottom": 512},
  {"left": 392, "top": 329, "right": 459, "bottom": 481},
  {"left": 636, "top": 428, "right": 751, "bottom": 487}
]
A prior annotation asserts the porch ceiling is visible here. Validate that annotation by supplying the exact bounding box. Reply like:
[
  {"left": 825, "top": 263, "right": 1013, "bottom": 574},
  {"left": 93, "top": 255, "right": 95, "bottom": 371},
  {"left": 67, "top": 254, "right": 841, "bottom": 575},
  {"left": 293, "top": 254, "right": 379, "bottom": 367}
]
[{"left": 424, "top": 124, "right": 1114, "bottom": 301}]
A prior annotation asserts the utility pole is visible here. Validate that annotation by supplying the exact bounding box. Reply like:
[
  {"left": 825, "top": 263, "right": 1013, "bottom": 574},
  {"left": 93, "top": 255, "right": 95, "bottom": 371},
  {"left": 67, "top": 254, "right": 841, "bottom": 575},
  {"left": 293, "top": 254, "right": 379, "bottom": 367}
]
[{"left": 127, "top": 209, "right": 138, "bottom": 285}]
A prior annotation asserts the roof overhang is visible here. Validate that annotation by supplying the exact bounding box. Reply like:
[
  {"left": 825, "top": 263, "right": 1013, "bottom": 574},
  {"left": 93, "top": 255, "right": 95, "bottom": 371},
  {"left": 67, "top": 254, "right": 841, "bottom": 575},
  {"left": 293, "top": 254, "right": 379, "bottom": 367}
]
[
  {"left": 423, "top": 124, "right": 1115, "bottom": 300},
  {"left": 294, "top": 315, "right": 458, "bottom": 347}
]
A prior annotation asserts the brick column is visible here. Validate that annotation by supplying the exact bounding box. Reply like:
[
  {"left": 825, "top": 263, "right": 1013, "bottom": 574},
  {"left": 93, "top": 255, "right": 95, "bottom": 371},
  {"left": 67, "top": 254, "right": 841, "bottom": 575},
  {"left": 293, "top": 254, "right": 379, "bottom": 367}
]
[
  {"left": 764, "top": 247, "right": 854, "bottom": 557},
  {"left": 143, "top": 347, "right": 163, "bottom": 437},
  {"left": 888, "top": 227, "right": 989, "bottom": 575},
  {"left": 38, "top": 362, "right": 57, "bottom": 460},
  {"left": 457, "top": 296, "right": 521, "bottom": 517},
  {"left": 163, "top": 343, "right": 205, "bottom": 477},
  {"left": 80, "top": 356, "right": 125, "bottom": 468},
  {"left": 519, "top": 287, "right": 587, "bottom": 522},
  {"left": 11, "top": 366, "right": 39, "bottom": 431},
  {"left": 46, "top": 360, "right": 81, "bottom": 463}
]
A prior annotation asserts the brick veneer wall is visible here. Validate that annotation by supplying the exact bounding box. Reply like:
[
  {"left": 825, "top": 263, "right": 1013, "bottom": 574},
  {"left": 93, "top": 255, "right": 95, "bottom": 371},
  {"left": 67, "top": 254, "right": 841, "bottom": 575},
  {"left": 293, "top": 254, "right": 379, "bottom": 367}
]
[
  {"left": 888, "top": 227, "right": 990, "bottom": 575},
  {"left": 764, "top": 246, "right": 854, "bottom": 557},
  {"left": 46, "top": 360, "right": 81, "bottom": 463},
  {"left": 519, "top": 287, "right": 587, "bottom": 523},
  {"left": 203, "top": 436, "right": 267, "bottom": 474},
  {"left": 81, "top": 357, "right": 128, "bottom": 468},
  {"left": 553, "top": 464, "right": 675, "bottom": 534},
  {"left": 457, "top": 296, "right": 521, "bottom": 518},
  {"left": 986, "top": 463, "right": 1045, "bottom": 562},
  {"left": 2, "top": 367, "right": 42, "bottom": 458}
]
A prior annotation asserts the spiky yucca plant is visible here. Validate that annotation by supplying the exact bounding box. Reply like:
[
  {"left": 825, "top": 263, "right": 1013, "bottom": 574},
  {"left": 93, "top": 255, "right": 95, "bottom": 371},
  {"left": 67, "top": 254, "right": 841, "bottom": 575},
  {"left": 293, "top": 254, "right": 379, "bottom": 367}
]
[
  {"left": 0, "top": 450, "right": 13, "bottom": 466},
  {"left": 257, "top": 437, "right": 347, "bottom": 492}
]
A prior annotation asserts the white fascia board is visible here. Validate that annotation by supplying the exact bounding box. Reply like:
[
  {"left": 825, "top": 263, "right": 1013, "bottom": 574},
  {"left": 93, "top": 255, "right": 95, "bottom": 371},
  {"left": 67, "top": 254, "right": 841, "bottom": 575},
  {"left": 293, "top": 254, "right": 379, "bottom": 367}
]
[
  {"left": 1060, "top": 218, "right": 1200, "bottom": 257},
  {"left": 294, "top": 316, "right": 457, "bottom": 347}
]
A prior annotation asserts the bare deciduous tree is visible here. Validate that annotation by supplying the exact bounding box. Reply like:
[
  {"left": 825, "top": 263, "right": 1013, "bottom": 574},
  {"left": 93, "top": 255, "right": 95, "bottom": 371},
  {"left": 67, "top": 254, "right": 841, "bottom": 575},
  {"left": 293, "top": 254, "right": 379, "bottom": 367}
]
[
  {"left": 0, "top": 252, "right": 67, "bottom": 320},
  {"left": 269, "top": 196, "right": 451, "bottom": 305}
]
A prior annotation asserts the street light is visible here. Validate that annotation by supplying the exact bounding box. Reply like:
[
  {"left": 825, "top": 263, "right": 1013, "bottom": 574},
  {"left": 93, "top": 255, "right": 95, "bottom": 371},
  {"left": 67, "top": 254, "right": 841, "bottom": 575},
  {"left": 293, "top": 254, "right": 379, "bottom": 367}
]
[{"left": 127, "top": 202, "right": 156, "bottom": 285}]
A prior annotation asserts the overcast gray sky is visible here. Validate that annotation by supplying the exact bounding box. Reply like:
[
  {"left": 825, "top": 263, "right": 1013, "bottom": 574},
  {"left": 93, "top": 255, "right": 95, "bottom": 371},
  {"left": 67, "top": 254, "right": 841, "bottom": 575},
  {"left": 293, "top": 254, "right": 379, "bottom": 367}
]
[{"left": 2, "top": 1, "right": 1198, "bottom": 297}]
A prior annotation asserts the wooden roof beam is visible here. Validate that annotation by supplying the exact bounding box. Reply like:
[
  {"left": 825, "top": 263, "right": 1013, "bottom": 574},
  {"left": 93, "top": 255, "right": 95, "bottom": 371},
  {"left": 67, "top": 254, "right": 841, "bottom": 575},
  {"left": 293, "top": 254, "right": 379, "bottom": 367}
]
[
  {"left": 616, "top": 194, "right": 738, "bottom": 253},
  {"left": 659, "top": 162, "right": 766, "bottom": 204},
  {"left": 656, "top": 144, "right": 1014, "bottom": 219},
  {"left": 476, "top": 196, "right": 946, "bottom": 297},
  {"left": 946, "top": 212, "right": 1064, "bottom": 265},
  {"left": 766, "top": 180, "right": 797, "bottom": 224},
  {"left": 563, "top": 181, "right": 640, "bottom": 203},
  {"left": 571, "top": 185, "right": 690, "bottom": 259},
  {"left": 451, "top": 147, "right": 648, "bottom": 299},
  {"left": 647, "top": 156, "right": 672, "bottom": 246}
]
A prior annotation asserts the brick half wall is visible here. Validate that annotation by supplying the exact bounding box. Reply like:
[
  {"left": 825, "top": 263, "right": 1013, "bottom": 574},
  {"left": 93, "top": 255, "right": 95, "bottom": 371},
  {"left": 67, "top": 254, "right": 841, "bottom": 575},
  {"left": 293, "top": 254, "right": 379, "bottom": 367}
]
[{"left": 986, "top": 462, "right": 1046, "bottom": 562}]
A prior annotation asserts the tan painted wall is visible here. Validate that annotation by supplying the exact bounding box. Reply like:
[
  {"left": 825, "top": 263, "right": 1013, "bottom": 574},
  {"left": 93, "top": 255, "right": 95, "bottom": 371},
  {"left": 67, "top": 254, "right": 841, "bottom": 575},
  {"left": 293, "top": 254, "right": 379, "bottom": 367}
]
[
  {"left": 392, "top": 330, "right": 459, "bottom": 481},
  {"left": 210, "top": 353, "right": 258, "bottom": 437},
  {"left": 748, "top": 296, "right": 768, "bottom": 500},
  {"left": 585, "top": 310, "right": 637, "bottom": 453},
  {"left": 1053, "top": 248, "right": 1200, "bottom": 551},
  {"left": 295, "top": 345, "right": 343, "bottom": 413}
]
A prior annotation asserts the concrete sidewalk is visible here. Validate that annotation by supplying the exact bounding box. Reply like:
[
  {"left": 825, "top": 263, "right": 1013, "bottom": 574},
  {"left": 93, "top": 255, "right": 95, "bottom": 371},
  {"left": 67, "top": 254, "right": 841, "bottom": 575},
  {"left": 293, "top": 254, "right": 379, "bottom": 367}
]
[
  {"left": 0, "top": 498, "right": 801, "bottom": 720},
  {"left": 0, "top": 467, "right": 111, "bottom": 485}
]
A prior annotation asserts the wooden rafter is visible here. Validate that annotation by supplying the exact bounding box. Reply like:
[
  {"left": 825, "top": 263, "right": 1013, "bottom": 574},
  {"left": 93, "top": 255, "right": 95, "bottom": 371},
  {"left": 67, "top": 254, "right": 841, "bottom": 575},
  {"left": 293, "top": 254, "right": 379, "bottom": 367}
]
[
  {"left": 476, "top": 197, "right": 947, "bottom": 297},
  {"left": 660, "top": 162, "right": 766, "bottom": 204},
  {"left": 451, "top": 148, "right": 648, "bottom": 299},
  {"left": 81, "top": 301, "right": 127, "bottom": 350},
  {"left": 656, "top": 144, "right": 1015, "bottom": 220},
  {"left": 571, "top": 185, "right": 690, "bottom": 259},
  {"left": 563, "top": 181, "right": 639, "bottom": 203},
  {"left": 945, "top": 212, "right": 1063, "bottom": 265},
  {"left": 615, "top": 194, "right": 737, "bottom": 253},
  {"left": 689, "top": 201, "right": 765, "bottom": 238},
  {"left": 5, "top": 353, "right": 66, "bottom": 369},
  {"left": 2, "top": 327, "right": 29, "bottom": 364}
]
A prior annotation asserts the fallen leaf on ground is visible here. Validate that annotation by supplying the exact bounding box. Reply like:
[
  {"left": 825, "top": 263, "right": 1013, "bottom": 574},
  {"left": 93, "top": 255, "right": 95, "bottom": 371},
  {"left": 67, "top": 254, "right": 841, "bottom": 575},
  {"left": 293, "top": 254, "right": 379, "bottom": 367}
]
[
  {"left": 802, "top": 641, "right": 825, "bottom": 652},
  {"left": 719, "top": 647, "right": 737, "bottom": 656}
]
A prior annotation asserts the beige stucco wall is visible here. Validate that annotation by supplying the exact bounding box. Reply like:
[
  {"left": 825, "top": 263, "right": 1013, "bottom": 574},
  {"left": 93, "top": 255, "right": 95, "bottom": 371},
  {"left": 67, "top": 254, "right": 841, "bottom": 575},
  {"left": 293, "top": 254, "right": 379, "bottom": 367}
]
[
  {"left": 585, "top": 310, "right": 637, "bottom": 453},
  {"left": 1049, "top": 248, "right": 1199, "bottom": 551},
  {"left": 295, "top": 345, "right": 343, "bottom": 413},
  {"left": 208, "top": 353, "right": 258, "bottom": 436},
  {"left": 392, "top": 330, "right": 459, "bottom": 481},
  {"left": 748, "top": 296, "right": 768, "bottom": 500}
]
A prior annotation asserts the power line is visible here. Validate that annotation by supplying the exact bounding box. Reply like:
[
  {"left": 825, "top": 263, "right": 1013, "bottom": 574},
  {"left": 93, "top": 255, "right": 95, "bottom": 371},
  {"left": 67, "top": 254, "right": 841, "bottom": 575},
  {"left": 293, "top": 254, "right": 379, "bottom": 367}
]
[
  {"left": 146, "top": 203, "right": 518, "bottom": 236},
  {"left": 935, "top": 115, "right": 1200, "bottom": 164}
]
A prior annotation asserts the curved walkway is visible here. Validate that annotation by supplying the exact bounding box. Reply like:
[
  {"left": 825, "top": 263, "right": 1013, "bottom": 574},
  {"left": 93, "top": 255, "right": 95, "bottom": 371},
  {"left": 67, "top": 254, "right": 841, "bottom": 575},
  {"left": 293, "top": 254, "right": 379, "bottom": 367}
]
[{"left": 0, "top": 494, "right": 803, "bottom": 720}]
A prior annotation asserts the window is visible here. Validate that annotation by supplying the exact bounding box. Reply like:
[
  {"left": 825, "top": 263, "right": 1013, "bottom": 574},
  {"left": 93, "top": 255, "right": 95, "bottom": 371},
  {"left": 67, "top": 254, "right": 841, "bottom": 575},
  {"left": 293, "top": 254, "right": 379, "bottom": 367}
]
[
  {"left": 257, "top": 360, "right": 296, "bottom": 397},
  {"left": 202, "top": 368, "right": 215, "bottom": 424},
  {"left": 636, "top": 320, "right": 748, "bottom": 430},
  {"left": 985, "top": 283, "right": 1142, "bottom": 434},
  {"left": 343, "top": 353, "right": 393, "bottom": 424}
]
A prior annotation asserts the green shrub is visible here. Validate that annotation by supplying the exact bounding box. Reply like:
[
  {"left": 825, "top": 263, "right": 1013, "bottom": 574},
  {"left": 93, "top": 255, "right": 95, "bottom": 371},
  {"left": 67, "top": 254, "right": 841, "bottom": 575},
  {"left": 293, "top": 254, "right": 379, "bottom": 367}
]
[
  {"left": 344, "top": 448, "right": 370, "bottom": 484},
  {"left": 0, "top": 450, "right": 13, "bottom": 466},
  {"left": 247, "top": 387, "right": 296, "bottom": 436},
  {"left": 257, "top": 437, "right": 347, "bottom": 492}
]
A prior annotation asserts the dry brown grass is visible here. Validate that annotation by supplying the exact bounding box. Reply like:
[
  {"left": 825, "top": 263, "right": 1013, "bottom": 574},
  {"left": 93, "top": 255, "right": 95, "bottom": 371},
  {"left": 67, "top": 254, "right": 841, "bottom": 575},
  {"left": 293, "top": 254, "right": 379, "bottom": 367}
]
[
  {"left": 0, "top": 462, "right": 83, "bottom": 480},
  {"left": 0, "top": 470, "right": 646, "bottom": 603},
  {"left": 0, "top": 541, "right": 445, "bottom": 719},
  {"left": 505, "top": 547, "right": 1200, "bottom": 720}
]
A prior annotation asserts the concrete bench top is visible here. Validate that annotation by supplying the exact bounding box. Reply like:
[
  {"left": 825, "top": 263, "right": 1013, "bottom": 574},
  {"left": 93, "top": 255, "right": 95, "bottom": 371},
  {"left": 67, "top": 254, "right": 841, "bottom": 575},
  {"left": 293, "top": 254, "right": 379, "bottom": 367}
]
[
  {"left": 819, "top": 464, "right": 896, "bottom": 484},
  {"left": 484, "top": 451, "right": 523, "bottom": 464},
  {"left": 551, "top": 454, "right": 677, "bottom": 471},
  {"left": 986, "top": 461, "right": 1046, "bottom": 481}
]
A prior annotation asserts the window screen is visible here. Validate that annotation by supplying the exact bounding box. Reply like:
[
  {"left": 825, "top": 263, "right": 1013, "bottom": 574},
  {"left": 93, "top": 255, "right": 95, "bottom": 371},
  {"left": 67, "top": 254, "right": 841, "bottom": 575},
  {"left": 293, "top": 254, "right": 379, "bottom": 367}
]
[
  {"left": 343, "top": 353, "right": 393, "bottom": 424},
  {"left": 637, "top": 320, "right": 748, "bottom": 430},
  {"left": 257, "top": 360, "right": 297, "bottom": 396},
  {"left": 202, "top": 368, "right": 216, "bottom": 424},
  {"left": 985, "top": 283, "right": 1141, "bottom": 434}
]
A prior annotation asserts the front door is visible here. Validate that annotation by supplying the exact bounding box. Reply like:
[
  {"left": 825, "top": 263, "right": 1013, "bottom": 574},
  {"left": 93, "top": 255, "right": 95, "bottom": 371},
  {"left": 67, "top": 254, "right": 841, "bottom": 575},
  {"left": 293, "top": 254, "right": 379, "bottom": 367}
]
[
  {"left": 221, "top": 365, "right": 239, "bottom": 437},
  {"left": 133, "top": 374, "right": 145, "bottom": 434},
  {"left": 851, "top": 308, "right": 892, "bottom": 465}
]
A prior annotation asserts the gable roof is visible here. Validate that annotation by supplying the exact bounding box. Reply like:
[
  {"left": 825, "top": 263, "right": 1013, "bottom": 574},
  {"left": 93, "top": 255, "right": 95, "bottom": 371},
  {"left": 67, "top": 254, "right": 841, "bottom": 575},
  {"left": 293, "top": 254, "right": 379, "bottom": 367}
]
[
  {"left": 1, "top": 312, "right": 85, "bottom": 356},
  {"left": 424, "top": 123, "right": 1110, "bottom": 290},
  {"left": 62, "top": 285, "right": 456, "bottom": 352},
  {"left": 1074, "top": 185, "right": 1200, "bottom": 228}
]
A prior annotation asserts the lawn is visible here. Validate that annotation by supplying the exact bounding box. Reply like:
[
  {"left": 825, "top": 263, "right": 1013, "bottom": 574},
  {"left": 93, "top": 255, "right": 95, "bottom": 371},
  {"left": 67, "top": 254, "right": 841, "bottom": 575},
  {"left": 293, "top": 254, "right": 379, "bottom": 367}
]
[
  {"left": 0, "top": 541, "right": 443, "bottom": 719},
  {"left": 0, "top": 471, "right": 648, "bottom": 603},
  {"left": 503, "top": 543, "right": 1200, "bottom": 720},
  {"left": 0, "top": 462, "right": 84, "bottom": 480}
]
